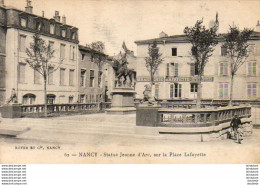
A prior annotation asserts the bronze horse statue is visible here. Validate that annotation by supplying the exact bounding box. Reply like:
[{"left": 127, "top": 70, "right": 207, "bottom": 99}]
[{"left": 112, "top": 55, "right": 136, "bottom": 88}]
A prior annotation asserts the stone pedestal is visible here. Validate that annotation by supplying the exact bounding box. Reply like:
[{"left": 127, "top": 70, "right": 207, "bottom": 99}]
[
  {"left": 136, "top": 105, "right": 161, "bottom": 127},
  {"left": 0, "top": 104, "right": 22, "bottom": 118},
  {"left": 106, "top": 88, "right": 136, "bottom": 115}
]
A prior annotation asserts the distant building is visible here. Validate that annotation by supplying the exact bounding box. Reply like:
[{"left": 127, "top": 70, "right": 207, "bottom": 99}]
[
  {"left": 78, "top": 45, "right": 112, "bottom": 103},
  {"left": 134, "top": 26, "right": 260, "bottom": 102},
  {"left": 0, "top": 1, "right": 79, "bottom": 105}
]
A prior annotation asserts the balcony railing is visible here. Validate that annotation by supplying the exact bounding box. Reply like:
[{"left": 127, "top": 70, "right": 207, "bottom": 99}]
[{"left": 21, "top": 102, "right": 112, "bottom": 117}]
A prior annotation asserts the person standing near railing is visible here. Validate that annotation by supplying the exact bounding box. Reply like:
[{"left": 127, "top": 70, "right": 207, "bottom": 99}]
[{"left": 230, "top": 115, "right": 243, "bottom": 144}]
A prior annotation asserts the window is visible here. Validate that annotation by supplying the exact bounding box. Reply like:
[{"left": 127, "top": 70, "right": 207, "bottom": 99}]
[
  {"left": 166, "top": 63, "right": 178, "bottom": 76},
  {"left": 169, "top": 63, "right": 178, "bottom": 76},
  {"left": 155, "top": 84, "right": 159, "bottom": 99},
  {"left": 90, "top": 70, "right": 95, "bottom": 87},
  {"left": 71, "top": 32, "right": 76, "bottom": 40},
  {"left": 220, "top": 62, "right": 228, "bottom": 76},
  {"left": 60, "top": 44, "right": 65, "bottom": 59},
  {"left": 247, "top": 83, "right": 257, "bottom": 99},
  {"left": 85, "top": 95, "right": 88, "bottom": 103},
  {"left": 154, "top": 69, "right": 159, "bottom": 77},
  {"left": 49, "top": 41, "right": 54, "bottom": 50},
  {"left": 89, "top": 94, "right": 92, "bottom": 103},
  {"left": 20, "top": 18, "right": 27, "bottom": 27},
  {"left": 170, "top": 83, "right": 182, "bottom": 98},
  {"left": 248, "top": 44, "right": 255, "bottom": 55},
  {"left": 60, "top": 68, "right": 65, "bottom": 85},
  {"left": 190, "top": 83, "right": 198, "bottom": 93},
  {"left": 219, "top": 83, "right": 229, "bottom": 99},
  {"left": 92, "top": 95, "right": 95, "bottom": 103},
  {"left": 36, "top": 22, "right": 43, "bottom": 31},
  {"left": 50, "top": 24, "right": 55, "bottom": 34},
  {"left": 172, "top": 48, "right": 177, "bottom": 56},
  {"left": 190, "top": 63, "right": 198, "bottom": 76},
  {"left": 70, "top": 45, "right": 75, "bottom": 60},
  {"left": 221, "top": 46, "right": 227, "bottom": 56},
  {"left": 48, "top": 67, "right": 54, "bottom": 85},
  {"left": 80, "top": 95, "right": 85, "bottom": 103},
  {"left": 96, "top": 94, "right": 99, "bottom": 103},
  {"left": 80, "top": 69, "right": 86, "bottom": 87},
  {"left": 248, "top": 61, "right": 256, "bottom": 76},
  {"left": 61, "top": 29, "right": 66, "bottom": 37},
  {"left": 47, "top": 94, "right": 56, "bottom": 104},
  {"left": 19, "top": 35, "right": 26, "bottom": 52},
  {"left": 69, "top": 69, "right": 74, "bottom": 86},
  {"left": 34, "top": 69, "right": 41, "bottom": 84},
  {"left": 69, "top": 96, "right": 73, "bottom": 103},
  {"left": 23, "top": 94, "right": 36, "bottom": 105},
  {"left": 18, "top": 63, "right": 26, "bottom": 83},
  {"left": 98, "top": 71, "right": 102, "bottom": 88}
]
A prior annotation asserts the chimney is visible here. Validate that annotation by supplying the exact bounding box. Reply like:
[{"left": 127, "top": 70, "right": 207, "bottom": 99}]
[
  {"left": 62, "top": 15, "right": 66, "bottom": 24},
  {"left": 256, "top": 21, "right": 260, "bottom": 32},
  {"left": 0, "top": 0, "right": 4, "bottom": 6},
  {"left": 53, "top": 11, "right": 60, "bottom": 22},
  {"left": 25, "top": 0, "right": 33, "bottom": 13},
  {"left": 159, "top": 31, "right": 168, "bottom": 38}
]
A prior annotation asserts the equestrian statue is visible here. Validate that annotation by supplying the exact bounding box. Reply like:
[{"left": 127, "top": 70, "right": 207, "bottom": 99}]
[{"left": 112, "top": 47, "right": 136, "bottom": 88}]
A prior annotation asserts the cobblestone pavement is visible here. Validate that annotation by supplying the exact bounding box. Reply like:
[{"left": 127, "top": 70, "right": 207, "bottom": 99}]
[{"left": 0, "top": 113, "right": 259, "bottom": 163}]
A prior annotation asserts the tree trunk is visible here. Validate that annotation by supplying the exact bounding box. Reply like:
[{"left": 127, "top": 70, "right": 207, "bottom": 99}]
[
  {"left": 44, "top": 78, "right": 47, "bottom": 117},
  {"left": 229, "top": 75, "right": 234, "bottom": 106},
  {"left": 196, "top": 75, "right": 202, "bottom": 109},
  {"left": 150, "top": 71, "right": 154, "bottom": 99}
]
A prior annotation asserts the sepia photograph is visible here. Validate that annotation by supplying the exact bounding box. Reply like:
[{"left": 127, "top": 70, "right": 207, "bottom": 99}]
[{"left": 0, "top": 0, "right": 259, "bottom": 164}]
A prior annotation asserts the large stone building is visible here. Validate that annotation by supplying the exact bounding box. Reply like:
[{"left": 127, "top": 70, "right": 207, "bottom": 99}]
[
  {"left": 0, "top": 1, "right": 80, "bottom": 105},
  {"left": 0, "top": 1, "right": 6, "bottom": 105},
  {"left": 134, "top": 24, "right": 260, "bottom": 102}
]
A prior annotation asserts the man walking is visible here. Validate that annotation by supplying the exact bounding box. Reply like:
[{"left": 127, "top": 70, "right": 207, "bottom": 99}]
[{"left": 230, "top": 115, "right": 243, "bottom": 144}]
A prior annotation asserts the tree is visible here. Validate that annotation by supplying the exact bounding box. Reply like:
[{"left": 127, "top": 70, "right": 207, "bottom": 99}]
[
  {"left": 184, "top": 18, "right": 218, "bottom": 108},
  {"left": 222, "top": 25, "right": 253, "bottom": 106},
  {"left": 145, "top": 41, "right": 163, "bottom": 98},
  {"left": 88, "top": 41, "right": 107, "bottom": 88},
  {"left": 25, "top": 34, "right": 57, "bottom": 117}
]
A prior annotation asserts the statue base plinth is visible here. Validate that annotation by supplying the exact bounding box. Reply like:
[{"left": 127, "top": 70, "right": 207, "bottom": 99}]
[{"left": 106, "top": 88, "right": 136, "bottom": 115}]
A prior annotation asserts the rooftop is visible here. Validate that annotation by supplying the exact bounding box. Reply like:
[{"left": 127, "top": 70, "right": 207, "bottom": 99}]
[
  {"left": 135, "top": 31, "right": 260, "bottom": 45},
  {"left": 0, "top": 4, "right": 78, "bottom": 29}
]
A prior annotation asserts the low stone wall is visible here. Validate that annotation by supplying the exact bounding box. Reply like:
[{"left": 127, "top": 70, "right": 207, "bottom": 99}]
[
  {"left": 136, "top": 106, "right": 253, "bottom": 141},
  {"left": 0, "top": 102, "right": 111, "bottom": 118}
]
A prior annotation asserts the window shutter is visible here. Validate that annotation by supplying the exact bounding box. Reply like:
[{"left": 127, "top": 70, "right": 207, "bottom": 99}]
[
  {"left": 166, "top": 63, "right": 169, "bottom": 76},
  {"left": 175, "top": 63, "right": 178, "bottom": 76},
  {"left": 190, "top": 63, "right": 195, "bottom": 76}
]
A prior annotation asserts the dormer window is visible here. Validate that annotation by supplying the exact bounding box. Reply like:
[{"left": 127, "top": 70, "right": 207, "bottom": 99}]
[
  {"left": 20, "top": 18, "right": 27, "bottom": 27},
  {"left": 36, "top": 22, "right": 44, "bottom": 31},
  {"left": 71, "top": 32, "right": 76, "bottom": 40},
  {"left": 50, "top": 24, "right": 55, "bottom": 34},
  {"left": 61, "top": 29, "right": 66, "bottom": 37}
]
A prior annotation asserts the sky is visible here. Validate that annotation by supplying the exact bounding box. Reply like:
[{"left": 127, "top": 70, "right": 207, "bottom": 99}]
[{"left": 5, "top": 0, "right": 260, "bottom": 55}]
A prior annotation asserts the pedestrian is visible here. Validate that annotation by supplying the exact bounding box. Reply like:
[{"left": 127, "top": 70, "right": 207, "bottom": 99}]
[{"left": 230, "top": 115, "right": 243, "bottom": 144}]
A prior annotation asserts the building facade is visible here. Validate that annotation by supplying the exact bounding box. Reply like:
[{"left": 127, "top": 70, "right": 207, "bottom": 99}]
[
  {"left": 134, "top": 26, "right": 260, "bottom": 101},
  {"left": 78, "top": 45, "right": 113, "bottom": 104},
  {"left": 0, "top": 4, "right": 6, "bottom": 105},
  {"left": 1, "top": 1, "right": 80, "bottom": 105}
]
